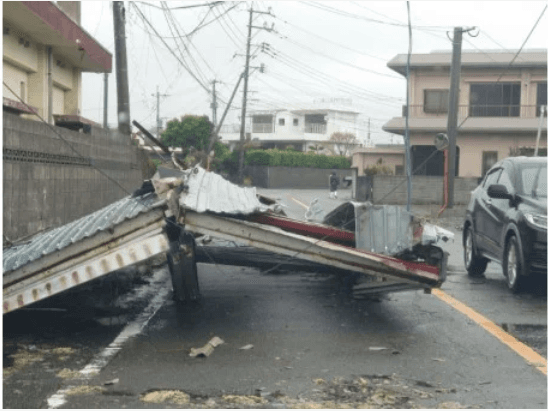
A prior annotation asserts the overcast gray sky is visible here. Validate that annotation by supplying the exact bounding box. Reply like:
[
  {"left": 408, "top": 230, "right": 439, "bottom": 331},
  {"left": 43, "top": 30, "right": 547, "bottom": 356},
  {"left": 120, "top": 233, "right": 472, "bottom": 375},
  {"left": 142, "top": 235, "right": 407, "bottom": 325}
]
[{"left": 81, "top": 1, "right": 548, "bottom": 145}]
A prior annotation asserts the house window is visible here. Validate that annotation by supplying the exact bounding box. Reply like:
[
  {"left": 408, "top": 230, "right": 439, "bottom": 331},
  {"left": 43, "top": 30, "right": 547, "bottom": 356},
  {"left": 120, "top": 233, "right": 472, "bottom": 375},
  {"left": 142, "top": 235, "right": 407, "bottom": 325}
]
[
  {"left": 424, "top": 89, "right": 449, "bottom": 113},
  {"left": 293, "top": 118, "right": 299, "bottom": 126},
  {"left": 395, "top": 165, "right": 404, "bottom": 175},
  {"left": 470, "top": 83, "right": 521, "bottom": 117},
  {"left": 482, "top": 151, "right": 498, "bottom": 176},
  {"left": 279, "top": 118, "right": 285, "bottom": 126},
  {"left": 252, "top": 115, "right": 273, "bottom": 133},
  {"left": 304, "top": 114, "right": 327, "bottom": 134},
  {"left": 537, "top": 82, "right": 547, "bottom": 117}
]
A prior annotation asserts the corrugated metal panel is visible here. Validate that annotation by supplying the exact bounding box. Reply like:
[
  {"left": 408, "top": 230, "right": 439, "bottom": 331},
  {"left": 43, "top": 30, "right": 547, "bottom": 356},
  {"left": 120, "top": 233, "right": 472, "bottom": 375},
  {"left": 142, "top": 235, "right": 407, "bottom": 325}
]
[
  {"left": 355, "top": 204, "right": 415, "bottom": 255},
  {"left": 3, "top": 193, "right": 161, "bottom": 275},
  {"left": 179, "top": 167, "right": 269, "bottom": 215},
  {"left": 323, "top": 202, "right": 416, "bottom": 255}
]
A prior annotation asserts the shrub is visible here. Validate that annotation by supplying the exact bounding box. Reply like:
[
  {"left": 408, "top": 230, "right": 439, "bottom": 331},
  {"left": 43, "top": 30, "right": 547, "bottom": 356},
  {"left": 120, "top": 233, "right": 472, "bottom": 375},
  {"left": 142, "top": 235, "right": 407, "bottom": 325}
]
[{"left": 244, "top": 149, "right": 350, "bottom": 169}]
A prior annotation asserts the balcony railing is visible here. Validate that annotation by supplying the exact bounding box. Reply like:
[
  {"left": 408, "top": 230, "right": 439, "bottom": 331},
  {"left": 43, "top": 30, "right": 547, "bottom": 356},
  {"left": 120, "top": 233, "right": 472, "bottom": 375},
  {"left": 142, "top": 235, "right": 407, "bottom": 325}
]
[
  {"left": 252, "top": 124, "right": 274, "bottom": 133},
  {"left": 304, "top": 123, "right": 327, "bottom": 134},
  {"left": 403, "top": 104, "right": 544, "bottom": 118},
  {"left": 218, "top": 124, "right": 241, "bottom": 134}
]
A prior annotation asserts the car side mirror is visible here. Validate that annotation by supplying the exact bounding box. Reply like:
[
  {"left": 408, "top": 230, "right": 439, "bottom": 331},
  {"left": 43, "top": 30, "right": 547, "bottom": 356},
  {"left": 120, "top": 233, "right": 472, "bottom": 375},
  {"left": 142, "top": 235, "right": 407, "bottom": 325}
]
[{"left": 487, "top": 184, "right": 513, "bottom": 200}]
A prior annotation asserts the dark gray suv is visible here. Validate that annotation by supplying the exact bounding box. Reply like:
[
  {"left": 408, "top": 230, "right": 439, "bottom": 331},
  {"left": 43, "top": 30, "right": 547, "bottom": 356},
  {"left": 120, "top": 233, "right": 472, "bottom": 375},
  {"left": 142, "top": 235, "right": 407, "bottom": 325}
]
[{"left": 463, "top": 156, "right": 547, "bottom": 293}]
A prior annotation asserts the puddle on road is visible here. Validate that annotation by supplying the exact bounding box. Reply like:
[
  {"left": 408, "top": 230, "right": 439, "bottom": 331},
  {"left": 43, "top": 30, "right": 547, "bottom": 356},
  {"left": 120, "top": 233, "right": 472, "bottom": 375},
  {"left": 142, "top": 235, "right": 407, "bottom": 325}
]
[{"left": 499, "top": 323, "right": 547, "bottom": 356}]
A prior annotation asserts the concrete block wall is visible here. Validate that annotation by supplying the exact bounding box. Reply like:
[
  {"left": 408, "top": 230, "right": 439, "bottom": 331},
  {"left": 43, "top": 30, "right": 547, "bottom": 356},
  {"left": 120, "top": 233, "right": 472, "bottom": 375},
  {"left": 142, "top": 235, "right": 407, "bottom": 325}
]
[
  {"left": 370, "top": 175, "right": 478, "bottom": 205},
  {"left": 3, "top": 112, "right": 143, "bottom": 241}
]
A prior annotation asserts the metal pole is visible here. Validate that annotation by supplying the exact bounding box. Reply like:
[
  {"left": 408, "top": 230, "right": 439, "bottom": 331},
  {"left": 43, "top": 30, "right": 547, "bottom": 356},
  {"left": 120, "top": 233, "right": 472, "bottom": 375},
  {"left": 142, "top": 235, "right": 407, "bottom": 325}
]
[
  {"left": 534, "top": 105, "right": 546, "bottom": 156},
  {"left": 156, "top": 86, "right": 161, "bottom": 138},
  {"left": 113, "top": 1, "right": 131, "bottom": 137},
  {"left": 238, "top": 6, "right": 253, "bottom": 184},
  {"left": 211, "top": 80, "right": 218, "bottom": 128},
  {"left": 208, "top": 73, "right": 244, "bottom": 156},
  {"left": 103, "top": 73, "right": 108, "bottom": 129},
  {"left": 447, "top": 27, "right": 463, "bottom": 208},
  {"left": 404, "top": 1, "right": 412, "bottom": 212}
]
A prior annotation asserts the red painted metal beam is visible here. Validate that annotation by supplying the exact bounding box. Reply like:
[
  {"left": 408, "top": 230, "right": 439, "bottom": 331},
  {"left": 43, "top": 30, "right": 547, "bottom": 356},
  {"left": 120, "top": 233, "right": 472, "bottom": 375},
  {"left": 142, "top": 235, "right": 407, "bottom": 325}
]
[{"left": 248, "top": 214, "right": 355, "bottom": 247}]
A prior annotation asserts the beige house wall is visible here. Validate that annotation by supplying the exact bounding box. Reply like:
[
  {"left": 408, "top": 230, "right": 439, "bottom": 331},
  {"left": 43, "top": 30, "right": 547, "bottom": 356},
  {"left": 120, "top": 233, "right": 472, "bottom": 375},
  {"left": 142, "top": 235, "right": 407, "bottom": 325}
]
[
  {"left": 412, "top": 66, "right": 545, "bottom": 119},
  {"left": 3, "top": 15, "right": 80, "bottom": 121},
  {"left": 385, "top": 52, "right": 547, "bottom": 178},
  {"left": 410, "top": 133, "right": 544, "bottom": 177}
]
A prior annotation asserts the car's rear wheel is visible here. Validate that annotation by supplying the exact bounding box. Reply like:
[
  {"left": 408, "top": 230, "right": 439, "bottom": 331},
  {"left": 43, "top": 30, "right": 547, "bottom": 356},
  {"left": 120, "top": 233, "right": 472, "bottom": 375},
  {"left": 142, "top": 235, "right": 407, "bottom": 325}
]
[
  {"left": 504, "top": 235, "right": 524, "bottom": 293},
  {"left": 463, "top": 226, "right": 488, "bottom": 277}
]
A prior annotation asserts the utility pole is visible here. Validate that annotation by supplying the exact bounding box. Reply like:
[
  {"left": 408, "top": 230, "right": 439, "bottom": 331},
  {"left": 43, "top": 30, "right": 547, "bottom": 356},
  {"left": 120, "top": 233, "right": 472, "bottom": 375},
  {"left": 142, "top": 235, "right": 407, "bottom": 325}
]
[
  {"left": 211, "top": 80, "right": 218, "bottom": 128},
  {"left": 152, "top": 86, "right": 169, "bottom": 138},
  {"left": 238, "top": 7, "right": 254, "bottom": 185},
  {"left": 237, "top": 6, "right": 273, "bottom": 184},
  {"left": 367, "top": 117, "right": 371, "bottom": 146},
  {"left": 103, "top": 73, "right": 108, "bottom": 129},
  {"left": 447, "top": 27, "right": 475, "bottom": 207},
  {"left": 446, "top": 27, "right": 463, "bottom": 208},
  {"left": 113, "top": 1, "right": 131, "bottom": 137},
  {"left": 207, "top": 73, "right": 245, "bottom": 159}
]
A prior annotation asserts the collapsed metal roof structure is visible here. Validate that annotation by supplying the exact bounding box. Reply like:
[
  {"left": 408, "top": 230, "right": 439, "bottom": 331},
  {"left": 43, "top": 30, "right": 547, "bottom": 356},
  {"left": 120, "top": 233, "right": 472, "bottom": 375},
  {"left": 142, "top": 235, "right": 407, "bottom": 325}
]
[{"left": 3, "top": 166, "right": 448, "bottom": 314}]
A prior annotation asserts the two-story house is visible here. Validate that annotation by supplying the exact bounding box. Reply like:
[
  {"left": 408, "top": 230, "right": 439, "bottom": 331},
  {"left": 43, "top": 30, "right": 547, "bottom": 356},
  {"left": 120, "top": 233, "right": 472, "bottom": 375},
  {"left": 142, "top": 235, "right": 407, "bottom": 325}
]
[
  {"left": 219, "top": 107, "right": 362, "bottom": 154},
  {"left": 3, "top": 1, "right": 111, "bottom": 126},
  {"left": 382, "top": 49, "right": 547, "bottom": 177}
]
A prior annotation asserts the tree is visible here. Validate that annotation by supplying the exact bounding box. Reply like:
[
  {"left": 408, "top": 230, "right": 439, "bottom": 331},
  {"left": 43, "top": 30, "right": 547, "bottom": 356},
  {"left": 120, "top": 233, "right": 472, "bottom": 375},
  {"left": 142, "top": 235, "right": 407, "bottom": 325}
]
[
  {"left": 329, "top": 132, "right": 357, "bottom": 156},
  {"left": 160, "top": 115, "right": 214, "bottom": 151}
]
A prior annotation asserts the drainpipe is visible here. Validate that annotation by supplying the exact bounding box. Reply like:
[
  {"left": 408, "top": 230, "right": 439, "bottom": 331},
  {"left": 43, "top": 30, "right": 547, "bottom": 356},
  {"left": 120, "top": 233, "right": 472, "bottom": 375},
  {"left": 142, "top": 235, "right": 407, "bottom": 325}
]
[{"left": 47, "top": 46, "right": 53, "bottom": 124}]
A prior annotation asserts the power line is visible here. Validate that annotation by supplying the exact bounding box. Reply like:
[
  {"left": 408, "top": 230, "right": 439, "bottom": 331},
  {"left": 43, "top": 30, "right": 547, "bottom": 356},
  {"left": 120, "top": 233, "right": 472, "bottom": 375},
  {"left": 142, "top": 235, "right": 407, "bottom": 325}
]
[
  {"left": 458, "top": 5, "right": 547, "bottom": 130},
  {"left": 299, "top": 1, "right": 452, "bottom": 30},
  {"left": 274, "top": 16, "right": 386, "bottom": 62},
  {"left": 133, "top": 1, "right": 224, "bottom": 10},
  {"left": 276, "top": 35, "right": 401, "bottom": 79},
  {"left": 131, "top": 2, "right": 211, "bottom": 94}
]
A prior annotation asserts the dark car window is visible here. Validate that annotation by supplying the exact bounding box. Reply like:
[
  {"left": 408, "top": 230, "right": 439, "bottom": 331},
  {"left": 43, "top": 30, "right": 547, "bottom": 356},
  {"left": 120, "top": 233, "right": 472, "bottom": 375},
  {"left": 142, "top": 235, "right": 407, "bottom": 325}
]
[
  {"left": 534, "top": 166, "right": 547, "bottom": 198},
  {"left": 483, "top": 169, "right": 501, "bottom": 188},
  {"left": 520, "top": 165, "right": 544, "bottom": 196},
  {"left": 497, "top": 168, "right": 515, "bottom": 193}
]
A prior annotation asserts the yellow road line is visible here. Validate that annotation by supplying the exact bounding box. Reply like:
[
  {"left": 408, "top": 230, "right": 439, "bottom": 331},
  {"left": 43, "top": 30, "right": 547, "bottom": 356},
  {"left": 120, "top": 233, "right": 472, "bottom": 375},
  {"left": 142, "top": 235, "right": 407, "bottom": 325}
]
[
  {"left": 290, "top": 196, "right": 309, "bottom": 209},
  {"left": 432, "top": 288, "right": 547, "bottom": 375},
  {"left": 287, "top": 196, "right": 546, "bottom": 375}
]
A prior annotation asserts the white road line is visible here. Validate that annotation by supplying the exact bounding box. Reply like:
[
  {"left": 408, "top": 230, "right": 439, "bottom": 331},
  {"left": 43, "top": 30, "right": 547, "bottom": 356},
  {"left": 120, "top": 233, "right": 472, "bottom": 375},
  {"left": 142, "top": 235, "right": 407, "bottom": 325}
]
[{"left": 46, "top": 269, "right": 171, "bottom": 409}]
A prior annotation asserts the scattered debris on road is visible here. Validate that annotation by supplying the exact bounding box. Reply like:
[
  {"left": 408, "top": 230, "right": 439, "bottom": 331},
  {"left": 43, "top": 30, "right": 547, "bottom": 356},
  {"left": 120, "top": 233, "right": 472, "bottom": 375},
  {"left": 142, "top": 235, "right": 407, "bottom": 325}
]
[
  {"left": 189, "top": 336, "right": 224, "bottom": 358},
  {"left": 140, "top": 389, "right": 190, "bottom": 405},
  {"left": 239, "top": 344, "right": 254, "bottom": 350}
]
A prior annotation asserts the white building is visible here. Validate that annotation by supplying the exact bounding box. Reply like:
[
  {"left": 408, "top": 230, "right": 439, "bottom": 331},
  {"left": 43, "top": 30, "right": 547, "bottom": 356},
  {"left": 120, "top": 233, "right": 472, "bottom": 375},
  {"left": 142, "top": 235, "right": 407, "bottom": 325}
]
[{"left": 219, "top": 107, "right": 362, "bottom": 154}]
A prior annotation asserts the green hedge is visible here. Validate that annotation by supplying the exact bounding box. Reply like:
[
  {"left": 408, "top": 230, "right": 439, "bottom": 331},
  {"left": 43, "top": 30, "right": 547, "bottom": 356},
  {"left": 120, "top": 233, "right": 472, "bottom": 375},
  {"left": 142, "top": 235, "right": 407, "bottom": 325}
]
[{"left": 244, "top": 149, "right": 351, "bottom": 169}]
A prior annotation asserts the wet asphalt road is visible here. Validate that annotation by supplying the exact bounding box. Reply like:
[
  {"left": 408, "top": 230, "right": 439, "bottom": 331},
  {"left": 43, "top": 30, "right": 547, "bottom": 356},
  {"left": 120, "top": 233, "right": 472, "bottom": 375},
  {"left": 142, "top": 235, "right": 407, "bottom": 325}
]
[{"left": 3, "top": 188, "right": 546, "bottom": 408}]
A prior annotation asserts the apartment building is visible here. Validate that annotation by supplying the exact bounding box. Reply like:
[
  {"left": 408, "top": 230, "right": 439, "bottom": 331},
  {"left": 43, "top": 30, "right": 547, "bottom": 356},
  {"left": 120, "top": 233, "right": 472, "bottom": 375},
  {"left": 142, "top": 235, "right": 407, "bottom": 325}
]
[
  {"left": 3, "top": 1, "right": 111, "bottom": 125},
  {"left": 382, "top": 49, "right": 547, "bottom": 177},
  {"left": 219, "top": 107, "right": 362, "bottom": 154}
]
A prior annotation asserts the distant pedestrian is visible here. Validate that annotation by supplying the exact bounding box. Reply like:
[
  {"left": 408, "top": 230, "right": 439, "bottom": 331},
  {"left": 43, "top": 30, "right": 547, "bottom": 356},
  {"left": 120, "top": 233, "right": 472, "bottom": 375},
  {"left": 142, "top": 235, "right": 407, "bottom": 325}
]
[{"left": 329, "top": 171, "right": 340, "bottom": 199}]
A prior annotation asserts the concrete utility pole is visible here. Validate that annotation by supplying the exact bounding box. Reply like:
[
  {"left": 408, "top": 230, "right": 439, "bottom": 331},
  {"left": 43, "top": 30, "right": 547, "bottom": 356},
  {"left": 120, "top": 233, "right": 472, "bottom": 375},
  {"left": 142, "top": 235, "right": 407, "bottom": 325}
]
[
  {"left": 113, "top": 1, "right": 131, "bottom": 137},
  {"left": 238, "top": 7, "right": 254, "bottom": 185},
  {"left": 207, "top": 73, "right": 245, "bottom": 160},
  {"left": 446, "top": 27, "right": 463, "bottom": 208},
  {"left": 153, "top": 86, "right": 169, "bottom": 138},
  {"left": 446, "top": 26, "right": 475, "bottom": 207},
  {"left": 211, "top": 80, "right": 218, "bottom": 128},
  {"left": 237, "top": 7, "right": 273, "bottom": 184},
  {"left": 534, "top": 105, "right": 546, "bottom": 156},
  {"left": 103, "top": 73, "right": 108, "bottom": 129}
]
